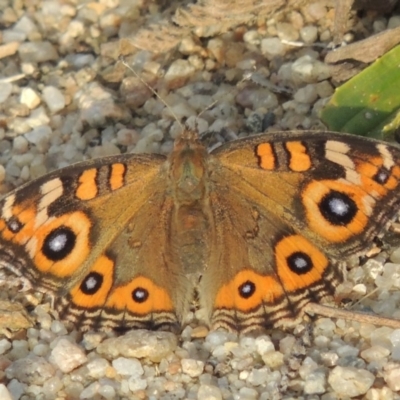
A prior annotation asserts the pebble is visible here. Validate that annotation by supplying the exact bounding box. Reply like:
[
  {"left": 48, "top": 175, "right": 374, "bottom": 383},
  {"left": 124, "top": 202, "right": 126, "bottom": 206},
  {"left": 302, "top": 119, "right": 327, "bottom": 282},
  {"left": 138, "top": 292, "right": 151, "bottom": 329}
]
[
  {"left": 0, "top": 384, "right": 13, "bottom": 400},
  {"left": 42, "top": 86, "right": 66, "bottom": 113},
  {"left": 197, "top": 384, "right": 222, "bottom": 400},
  {"left": 5, "top": 355, "right": 55, "bottom": 385},
  {"left": 20, "top": 87, "right": 41, "bottom": 109},
  {"left": 181, "top": 359, "right": 205, "bottom": 377},
  {"left": 0, "top": 82, "right": 13, "bottom": 103},
  {"left": 49, "top": 338, "right": 87, "bottom": 373},
  {"left": 18, "top": 41, "right": 58, "bottom": 63},
  {"left": 300, "top": 25, "right": 319, "bottom": 43},
  {"left": 112, "top": 357, "right": 144, "bottom": 378},
  {"left": 261, "top": 37, "right": 286, "bottom": 59},
  {"left": 328, "top": 366, "right": 375, "bottom": 397},
  {"left": 97, "top": 330, "right": 178, "bottom": 363}
]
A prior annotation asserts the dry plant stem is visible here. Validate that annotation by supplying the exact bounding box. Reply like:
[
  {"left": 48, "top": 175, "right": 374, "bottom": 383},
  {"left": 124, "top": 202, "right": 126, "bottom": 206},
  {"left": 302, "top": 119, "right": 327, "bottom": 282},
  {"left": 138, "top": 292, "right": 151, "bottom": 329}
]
[{"left": 306, "top": 302, "right": 400, "bottom": 328}]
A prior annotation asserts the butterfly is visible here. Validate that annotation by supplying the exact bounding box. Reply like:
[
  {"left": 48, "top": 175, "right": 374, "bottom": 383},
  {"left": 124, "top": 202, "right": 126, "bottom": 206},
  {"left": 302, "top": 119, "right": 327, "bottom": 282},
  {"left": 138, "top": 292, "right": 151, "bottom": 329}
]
[{"left": 0, "top": 129, "right": 399, "bottom": 334}]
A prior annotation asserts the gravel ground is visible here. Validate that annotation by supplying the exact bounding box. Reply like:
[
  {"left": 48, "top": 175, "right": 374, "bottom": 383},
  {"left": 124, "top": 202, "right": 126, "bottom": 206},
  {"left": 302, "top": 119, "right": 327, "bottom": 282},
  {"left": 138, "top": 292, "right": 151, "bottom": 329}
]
[{"left": 0, "top": 1, "right": 400, "bottom": 399}]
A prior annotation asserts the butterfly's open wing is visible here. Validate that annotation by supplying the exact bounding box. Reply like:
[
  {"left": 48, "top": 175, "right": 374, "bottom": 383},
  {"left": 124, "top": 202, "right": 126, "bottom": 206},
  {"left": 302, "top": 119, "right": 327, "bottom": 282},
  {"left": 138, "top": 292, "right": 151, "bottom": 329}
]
[
  {"left": 203, "top": 131, "right": 400, "bottom": 333},
  {"left": 0, "top": 153, "right": 191, "bottom": 332}
]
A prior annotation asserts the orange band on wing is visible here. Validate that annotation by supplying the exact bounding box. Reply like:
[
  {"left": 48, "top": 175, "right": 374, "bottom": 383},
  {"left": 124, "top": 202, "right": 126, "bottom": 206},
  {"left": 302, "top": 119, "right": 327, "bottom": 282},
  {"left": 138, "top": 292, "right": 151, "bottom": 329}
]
[
  {"left": 256, "top": 143, "right": 276, "bottom": 170},
  {"left": 275, "top": 235, "right": 329, "bottom": 292},
  {"left": 106, "top": 276, "right": 174, "bottom": 315},
  {"left": 109, "top": 163, "right": 126, "bottom": 191},
  {"left": 214, "top": 269, "right": 284, "bottom": 311},
  {"left": 70, "top": 255, "right": 114, "bottom": 308},
  {"left": 76, "top": 169, "right": 98, "bottom": 200},
  {"left": 285, "top": 141, "right": 311, "bottom": 172}
]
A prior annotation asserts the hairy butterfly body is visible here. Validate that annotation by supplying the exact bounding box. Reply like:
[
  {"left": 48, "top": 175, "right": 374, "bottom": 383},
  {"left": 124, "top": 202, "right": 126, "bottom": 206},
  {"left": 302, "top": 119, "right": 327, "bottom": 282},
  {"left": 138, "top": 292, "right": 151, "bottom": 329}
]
[{"left": 1, "top": 130, "right": 400, "bottom": 334}]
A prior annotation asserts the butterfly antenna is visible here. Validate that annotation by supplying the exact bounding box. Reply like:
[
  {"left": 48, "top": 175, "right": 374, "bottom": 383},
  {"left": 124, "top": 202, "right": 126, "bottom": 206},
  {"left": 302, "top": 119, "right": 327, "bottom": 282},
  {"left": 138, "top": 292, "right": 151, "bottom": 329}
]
[
  {"left": 197, "top": 71, "right": 254, "bottom": 121},
  {"left": 119, "top": 55, "right": 185, "bottom": 133}
]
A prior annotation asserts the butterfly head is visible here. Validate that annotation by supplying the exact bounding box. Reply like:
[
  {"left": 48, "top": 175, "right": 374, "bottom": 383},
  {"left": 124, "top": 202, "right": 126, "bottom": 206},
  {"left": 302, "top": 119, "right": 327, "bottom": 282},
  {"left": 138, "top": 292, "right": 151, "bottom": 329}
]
[{"left": 168, "top": 129, "right": 209, "bottom": 204}]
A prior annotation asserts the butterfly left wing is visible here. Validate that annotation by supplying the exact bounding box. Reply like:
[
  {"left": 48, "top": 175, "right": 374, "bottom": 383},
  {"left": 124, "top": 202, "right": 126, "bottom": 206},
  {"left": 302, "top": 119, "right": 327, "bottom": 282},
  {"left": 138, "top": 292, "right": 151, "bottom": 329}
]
[
  {"left": 201, "top": 131, "right": 400, "bottom": 333},
  {"left": 0, "top": 153, "right": 192, "bottom": 332}
]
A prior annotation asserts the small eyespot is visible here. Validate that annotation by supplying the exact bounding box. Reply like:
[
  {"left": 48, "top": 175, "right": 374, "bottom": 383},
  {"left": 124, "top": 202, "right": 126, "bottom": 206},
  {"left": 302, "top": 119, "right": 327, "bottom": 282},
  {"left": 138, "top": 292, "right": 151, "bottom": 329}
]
[
  {"left": 80, "top": 272, "right": 103, "bottom": 295},
  {"left": 42, "top": 226, "right": 76, "bottom": 261},
  {"left": 319, "top": 190, "right": 357, "bottom": 225},
  {"left": 287, "top": 251, "right": 313, "bottom": 274},
  {"left": 132, "top": 287, "right": 149, "bottom": 304},
  {"left": 238, "top": 280, "right": 256, "bottom": 299},
  {"left": 373, "top": 167, "right": 390, "bottom": 185},
  {"left": 7, "top": 217, "right": 23, "bottom": 233}
]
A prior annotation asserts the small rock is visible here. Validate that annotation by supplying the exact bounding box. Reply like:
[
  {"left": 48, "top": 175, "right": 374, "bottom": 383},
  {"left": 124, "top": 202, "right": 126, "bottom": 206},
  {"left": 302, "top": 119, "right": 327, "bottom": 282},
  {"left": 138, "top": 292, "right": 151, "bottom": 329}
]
[
  {"left": 49, "top": 338, "right": 88, "bottom": 373},
  {"left": 0, "top": 82, "right": 13, "bottom": 103},
  {"left": 328, "top": 366, "right": 374, "bottom": 397},
  {"left": 261, "top": 37, "right": 286, "bottom": 59},
  {"left": 42, "top": 86, "right": 66, "bottom": 113},
  {"left": 18, "top": 41, "right": 58, "bottom": 63},
  {"left": 197, "top": 384, "right": 222, "bottom": 400},
  {"left": 87, "top": 358, "right": 110, "bottom": 379},
  {"left": 164, "top": 59, "right": 196, "bottom": 89},
  {"left": 7, "top": 379, "right": 25, "bottom": 400},
  {"left": 0, "top": 384, "right": 13, "bottom": 400},
  {"left": 20, "top": 87, "right": 41, "bottom": 109},
  {"left": 97, "top": 330, "right": 177, "bottom": 363},
  {"left": 6, "top": 355, "right": 55, "bottom": 385},
  {"left": 383, "top": 363, "right": 400, "bottom": 391},
  {"left": 181, "top": 359, "right": 204, "bottom": 377},
  {"left": 112, "top": 357, "right": 144, "bottom": 378}
]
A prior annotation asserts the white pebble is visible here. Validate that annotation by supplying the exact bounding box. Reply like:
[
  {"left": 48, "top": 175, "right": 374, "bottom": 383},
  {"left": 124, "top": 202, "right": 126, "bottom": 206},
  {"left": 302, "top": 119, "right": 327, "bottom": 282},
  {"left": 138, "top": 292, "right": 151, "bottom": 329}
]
[
  {"left": 383, "top": 363, "right": 400, "bottom": 391},
  {"left": 79, "top": 382, "right": 100, "bottom": 399},
  {"left": 50, "top": 338, "right": 88, "bottom": 373},
  {"left": 261, "top": 37, "right": 285, "bottom": 59},
  {"left": 328, "top": 366, "right": 374, "bottom": 397},
  {"left": 98, "top": 384, "right": 116, "bottom": 400},
  {"left": 300, "top": 25, "right": 318, "bottom": 43},
  {"left": 291, "top": 55, "right": 331, "bottom": 83},
  {"left": 112, "top": 357, "right": 144, "bottom": 378},
  {"left": 20, "top": 87, "right": 41, "bottom": 109},
  {"left": 294, "top": 84, "right": 318, "bottom": 104},
  {"left": 0, "top": 384, "right": 13, "bottom": 400},
  {"left": 128, "top": 377, "right": 147, "bottom": 391},
  {"left": 0, "top": 339, "right": 11, "bottom": 355},
  {"left": 42, "top": 86, "right": 66, "bottom": 113},
  {"left": 24, "top": 125, "right": 52, "bottom": 145},
  {"left": 181, "top": 359, "right": 204, "bottom": 377},
  {"left": 87, "top": 358, "right": 110, "bottom": 379},
  {"left": 197, "top": 384, "right": 222, "bottom": 400},
  {"left": 0, "top": 82, "right": 13, "bottom": 103}
]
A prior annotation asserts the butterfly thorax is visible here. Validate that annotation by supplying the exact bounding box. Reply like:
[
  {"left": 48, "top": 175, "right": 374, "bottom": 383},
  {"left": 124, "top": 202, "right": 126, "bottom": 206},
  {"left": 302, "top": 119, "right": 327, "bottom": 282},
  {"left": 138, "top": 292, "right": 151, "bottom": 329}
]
[{"left": 167, "top": 131, "right": 213, "bottom": 274}]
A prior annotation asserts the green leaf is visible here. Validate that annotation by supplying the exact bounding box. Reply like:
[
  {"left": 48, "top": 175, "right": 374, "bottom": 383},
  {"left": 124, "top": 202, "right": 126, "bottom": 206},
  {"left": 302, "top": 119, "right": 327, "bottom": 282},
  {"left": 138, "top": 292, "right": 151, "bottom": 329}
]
[{"left": 320, "top": 44, "right": 400, "bottom": 140}]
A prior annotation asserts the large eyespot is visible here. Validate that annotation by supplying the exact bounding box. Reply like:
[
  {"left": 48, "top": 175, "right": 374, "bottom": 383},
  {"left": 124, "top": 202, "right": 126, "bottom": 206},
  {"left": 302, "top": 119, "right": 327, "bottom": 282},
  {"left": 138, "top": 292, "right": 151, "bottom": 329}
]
[
  {"left": 302, "top": 180, "right": 372, "bottom": 242},
  {"left": 42, "top": 226, "right": 76, "bottom": 261},
  {"left": 319, "top": 190, "right": 357, "bottom": 226},
  {"left": 80, "top": 272, "right": 104, "bottom": 295}
]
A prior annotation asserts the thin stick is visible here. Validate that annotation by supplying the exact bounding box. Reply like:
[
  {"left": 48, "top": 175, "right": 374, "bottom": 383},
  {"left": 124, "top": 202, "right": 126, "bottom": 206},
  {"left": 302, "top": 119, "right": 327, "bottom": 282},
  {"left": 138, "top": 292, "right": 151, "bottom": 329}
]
[{"left": 305, "top": 302, "right": 400, "bottom": 329}]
